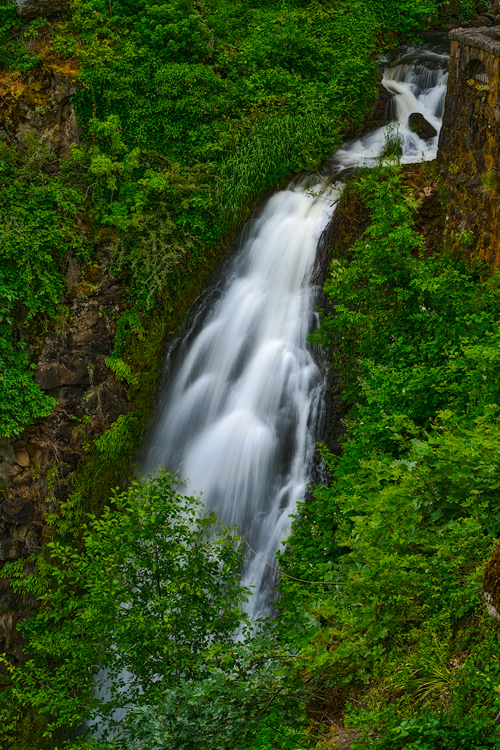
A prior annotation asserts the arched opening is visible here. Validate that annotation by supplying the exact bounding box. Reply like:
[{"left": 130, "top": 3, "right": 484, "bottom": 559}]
[{"left": 464, "top": 58, "right": 489, "bottom": 85}]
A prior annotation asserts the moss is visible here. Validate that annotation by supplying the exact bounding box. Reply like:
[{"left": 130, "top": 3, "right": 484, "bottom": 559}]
[
  {"left": 81, "top": 264, "right": 104, "bottom": 283},
  {"left": 69, "top": 282, "right": 96, "bottom": 299}
]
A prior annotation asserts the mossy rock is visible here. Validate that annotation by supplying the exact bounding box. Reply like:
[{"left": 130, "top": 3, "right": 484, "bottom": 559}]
[
  {"left": 409, "top": 113, "right": 437, "bottom": 141},
  {"left": 69, "top": 282, "right": 97, "bottom": 299},
  {"left": 483, "top": 543, "right": 500, "bottom": 622}
]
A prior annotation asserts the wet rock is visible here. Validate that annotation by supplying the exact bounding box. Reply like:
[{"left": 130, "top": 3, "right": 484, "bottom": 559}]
[
  {"left": 409, "top": 112, "right": 438, "bottom": 140},
  {"left": 0, "top": 610, "right": 28, "bottom": 662},
  {"left": 437, "top": 28, "right": 500, "bottom": 266},
  {"left": 474, "top": 14, "right": 493, "bottom": 25},
  {"left": 83, "top": 381, "right": 131, "bottom": 426},
  {"left": 0, "top": 497, "right": 34, "bottom": 526},
  {"left": 64, "top": 256, "right": 81, "bottom": 293},
  {"left": 12, "top": 0, "right": 68, "bottom": 17},
  {"left": 0, "top": 439, "right": 15, "bottom": 466},
  {"left": 10, "top": 525, "right": 30, "bottom": 543},
  {"left": 35, "top": 301, "right": 117, "bottom": 390},
  {"left": 36, "top": 357, "right": 94, "bottom": 390}
]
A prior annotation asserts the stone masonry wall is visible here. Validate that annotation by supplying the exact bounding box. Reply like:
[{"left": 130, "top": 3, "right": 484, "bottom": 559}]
[{"left": 437, "top": 27, "right": 500, "bottom": 267}]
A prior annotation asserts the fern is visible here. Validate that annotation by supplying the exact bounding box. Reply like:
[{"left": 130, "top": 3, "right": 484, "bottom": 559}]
[{"left": 105, "top": 355, "right": 138, "bottom": 386}]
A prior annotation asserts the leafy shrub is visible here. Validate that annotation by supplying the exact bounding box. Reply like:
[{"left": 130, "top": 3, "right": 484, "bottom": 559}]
[
  {"left": 2, "top": 473, "right": 251, "bottom": 743},
  {"left": 277, "top": 165, "right": 500, "bottom": 742}
]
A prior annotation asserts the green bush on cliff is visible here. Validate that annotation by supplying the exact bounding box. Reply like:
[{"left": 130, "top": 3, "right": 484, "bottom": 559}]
[
  {"left": 277, "top": 165, "right": 500, "bottom": 743},
  {"left": 0, "top": 136, "right": 85, "bottom": 435},
  {"left": 0, "top": 0, "right": 443, "bottom": 438}
]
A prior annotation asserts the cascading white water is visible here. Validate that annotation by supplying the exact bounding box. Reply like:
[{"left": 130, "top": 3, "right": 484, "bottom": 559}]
[
  {"left": 143, "top": 187, "right": 338, "bottom": 619},
  {"left": 142, "top": 36, "right": 450, "bottom": 619},
  {"left": 334, "top": 40, "right": 449, "bottom": 172}
]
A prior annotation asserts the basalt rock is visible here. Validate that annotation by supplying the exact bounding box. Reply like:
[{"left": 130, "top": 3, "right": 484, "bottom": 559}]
[
  {"left": 0, "top": 262, "right": 132, "bottom": 596},
  {"left": 409, "top": 112, "right": 438, "bottom": 140},
  {"left": 0, "top": 64, "right": 83, "bottom": 155},
  {"left": 0, "top": 497, "right": 34, "bottom": 526}
]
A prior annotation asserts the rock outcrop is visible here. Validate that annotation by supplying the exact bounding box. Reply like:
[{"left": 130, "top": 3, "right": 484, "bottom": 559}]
[
  {"left": 484, "top": 543, "right": 500, "bottom": 622},
  {"left": 0, "top": 256, "right": 131, "bottom": 556},
  {"left": 0, "top": 62, "right": 83, "bottom": 155},
  {"left": 409, "top": 112, "right": 438, "bottom": 140}
]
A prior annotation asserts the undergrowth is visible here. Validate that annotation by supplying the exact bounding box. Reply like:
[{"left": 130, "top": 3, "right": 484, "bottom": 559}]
[{"left": 278, "top": 164, "right": 500, "bottom": 747}]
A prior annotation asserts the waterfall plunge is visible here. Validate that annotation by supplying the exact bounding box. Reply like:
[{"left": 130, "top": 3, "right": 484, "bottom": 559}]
[{"left": 142, "top": 37, "right": 450, "bottom": 619}]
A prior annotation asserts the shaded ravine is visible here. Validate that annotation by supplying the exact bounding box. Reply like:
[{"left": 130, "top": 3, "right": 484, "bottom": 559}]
[{"left": 141, "top": 35, "right": 450, "bottom": 620}]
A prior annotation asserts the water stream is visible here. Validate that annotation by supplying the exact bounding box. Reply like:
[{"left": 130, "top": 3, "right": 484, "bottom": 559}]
[{"left": 142, "top": 35, "right": 450, "bottom": 620}]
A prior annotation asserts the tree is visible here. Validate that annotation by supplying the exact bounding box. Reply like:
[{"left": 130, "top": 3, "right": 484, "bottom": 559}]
[{"left": 4, "top": 473, "right": 250, "bottom": 742}]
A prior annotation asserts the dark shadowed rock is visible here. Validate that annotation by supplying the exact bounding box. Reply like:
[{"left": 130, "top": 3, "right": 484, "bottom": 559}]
[
  {"left": 0, "top": 540, "right": 23, "bottom": 561},
  {"left": 409, "top": 113, "right": 438, "bottom": 140},
  {"left": 0, "top": 497, "right": 34, "bottom": 526},
  {"left": 484, "top": 543, "right": 500, "bottom": 622}
]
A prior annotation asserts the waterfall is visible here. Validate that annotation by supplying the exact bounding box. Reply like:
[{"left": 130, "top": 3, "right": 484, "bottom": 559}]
[{"left": 141, "top": 35, "right": 450, "bottom": 619}]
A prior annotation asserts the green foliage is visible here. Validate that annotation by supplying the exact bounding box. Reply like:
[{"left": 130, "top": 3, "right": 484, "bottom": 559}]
[
  {"left": 0, "top": 0, "right": 443, "bottom": 437},
  {"left": 3, "top": 473, "right": 251, "bottom": 744},
  {"left": 277, "top": 165, "right": 500, "bottom": 743},
  {"left": 94, "top": 413, "right": 140, "bottom": 459},
  {"left": 0, "top": 2, "right": 44, "bottom": 71},
  {"left": 0, "top": 135, "right": 85, "bottom": 436},
  {"left": 98, "top": 642, "right": 309, "bottom": 750}
]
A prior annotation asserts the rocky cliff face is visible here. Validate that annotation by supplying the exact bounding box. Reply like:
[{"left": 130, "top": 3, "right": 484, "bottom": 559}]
[
  {"left": 0, "top": 256, "right": 134, "bottom": 657},
  {"left": 0, "top": 59, "right": 83, "bottom": 155},
  {"left": 0, "top": 45, "right": 136, "bottom": 658},
  {"left": 437, "top": 27, "right": 500, "bottom": 267}
]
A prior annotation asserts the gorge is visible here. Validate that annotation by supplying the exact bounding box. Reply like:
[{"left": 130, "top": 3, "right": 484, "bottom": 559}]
[{"left": 2, "top": 1, "right": 500, "bottom": 748}]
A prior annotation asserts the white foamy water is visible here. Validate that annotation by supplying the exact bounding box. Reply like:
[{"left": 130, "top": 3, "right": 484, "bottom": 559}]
[
  {"left": 143, "top": 186, "right": 338, "bottom": 619},
  {"left": 334, "top": 43, "right": 449, "bottom": 172},
  {"left": 142, "top": 37, "right": 450, "bottom": 619}
]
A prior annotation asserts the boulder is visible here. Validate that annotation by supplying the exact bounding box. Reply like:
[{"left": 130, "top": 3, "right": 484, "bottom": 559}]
[
  {"left": 408, "top": 112, "right": 438, "bottom": 141},
  {"left": 11, "top": 0, "right": 68, "bottom": 17},
  {"left": 474, "top": 14, "right": 493, "bottom": 25},
  {"left": 14, "top": 451, "right": 30, "bottom": 469}
]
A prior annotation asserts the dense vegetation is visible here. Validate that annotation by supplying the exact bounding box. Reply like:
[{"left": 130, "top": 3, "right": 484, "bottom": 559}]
[
  {"left": 0, "top": 0, "right": 435, "bottom": 436},
  {"left": 2, "top": 0, "right": 500, "bottom": 748},
  {"left": 278, "top": 164, "right": 500, "bottom": 748},
  {"left": 7, "top": 161, "right": 500, "bottom": 750}
]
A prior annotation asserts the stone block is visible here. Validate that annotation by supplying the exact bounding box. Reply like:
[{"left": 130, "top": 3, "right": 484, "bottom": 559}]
[{"left": 14, "top": 451, "right": 30, "bottom": 469}]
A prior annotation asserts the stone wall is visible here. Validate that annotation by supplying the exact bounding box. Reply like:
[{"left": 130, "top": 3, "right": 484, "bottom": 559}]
[{"left": 437, "top": 27, "right": 500, "bottom": 267}]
